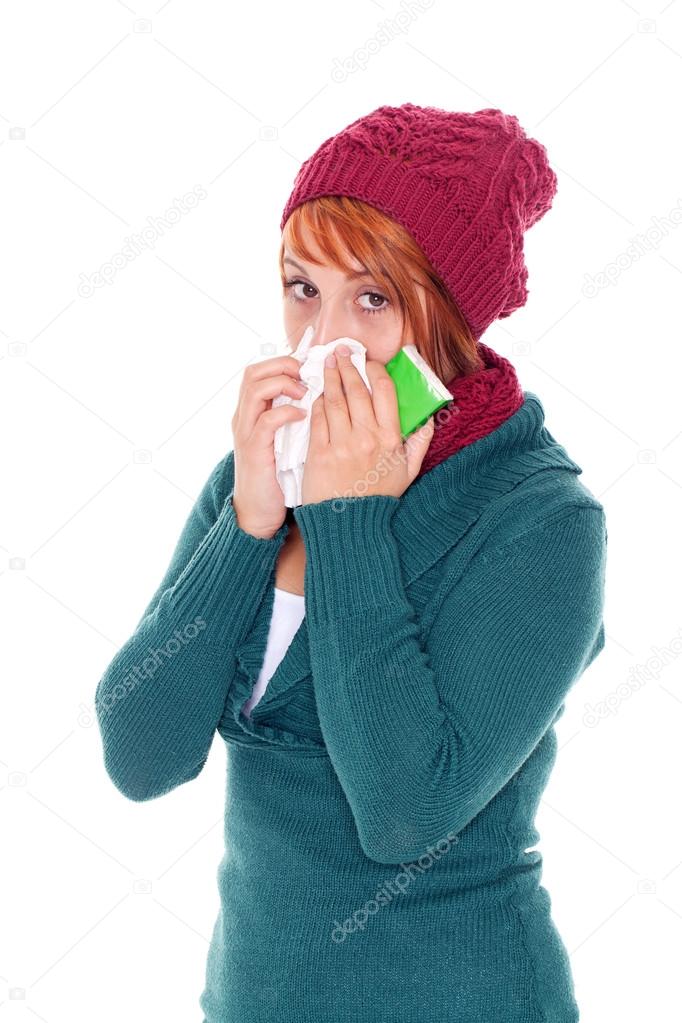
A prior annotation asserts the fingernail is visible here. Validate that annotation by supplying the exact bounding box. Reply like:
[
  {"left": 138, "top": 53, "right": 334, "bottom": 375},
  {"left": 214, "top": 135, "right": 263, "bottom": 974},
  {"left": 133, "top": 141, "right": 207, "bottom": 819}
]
[
  {"left": 325, "top": 353, "right": 336, "bottom": 368},
  {"left": 336, "top": 344, "right": 350, "bottom": 357}
]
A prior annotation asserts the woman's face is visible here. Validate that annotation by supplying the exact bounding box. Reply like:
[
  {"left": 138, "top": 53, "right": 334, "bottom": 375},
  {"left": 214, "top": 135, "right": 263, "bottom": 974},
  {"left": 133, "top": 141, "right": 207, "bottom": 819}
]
[{"left": 282, "top": 228, "right": 424, "bottom": 364}]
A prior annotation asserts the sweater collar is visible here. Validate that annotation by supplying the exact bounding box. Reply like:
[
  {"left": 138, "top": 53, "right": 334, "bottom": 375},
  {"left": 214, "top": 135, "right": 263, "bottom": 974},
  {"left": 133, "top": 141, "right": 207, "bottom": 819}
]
[{"left": 394, "top": 389, "right": 583, "bottom": 587}]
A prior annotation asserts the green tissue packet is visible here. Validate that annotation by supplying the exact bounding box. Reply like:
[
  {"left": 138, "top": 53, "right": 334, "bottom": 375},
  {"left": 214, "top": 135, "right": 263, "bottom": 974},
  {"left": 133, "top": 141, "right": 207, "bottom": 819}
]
[{"left": 384, "top": 344, "right": 452, "bottom": 439}]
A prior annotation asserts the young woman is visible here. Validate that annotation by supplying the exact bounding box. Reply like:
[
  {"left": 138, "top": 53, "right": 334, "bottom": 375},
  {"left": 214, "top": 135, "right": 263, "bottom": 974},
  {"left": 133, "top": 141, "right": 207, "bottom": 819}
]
[{"left": 95, "top": 104, "right": 607, "bottom": 1022}]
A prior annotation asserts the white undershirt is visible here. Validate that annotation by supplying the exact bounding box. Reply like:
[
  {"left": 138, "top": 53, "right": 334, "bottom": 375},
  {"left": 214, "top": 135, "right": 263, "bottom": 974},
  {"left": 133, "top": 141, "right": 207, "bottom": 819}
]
[{"left": 241, "top": 586, "right": 306, "bottom": 719}]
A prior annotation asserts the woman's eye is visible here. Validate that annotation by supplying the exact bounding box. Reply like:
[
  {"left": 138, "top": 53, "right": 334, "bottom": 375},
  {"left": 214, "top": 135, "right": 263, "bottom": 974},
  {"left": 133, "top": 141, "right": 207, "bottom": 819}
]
[
  {"left": 357, "top": 291, "right": 389, "bottom": 315},
  {"left": 294, "top": 280, "right": 318, "bottom": 301},
  {"left": 283, "top": 278, "right": 389, "bottom": 316},
  {"left": 282, "top": 279, "right": 317, "bottom": 302}
]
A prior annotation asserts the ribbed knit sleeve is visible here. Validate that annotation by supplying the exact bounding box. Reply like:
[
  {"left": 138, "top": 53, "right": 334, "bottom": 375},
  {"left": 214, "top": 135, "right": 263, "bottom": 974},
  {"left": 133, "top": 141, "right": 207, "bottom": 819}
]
[
  {"left": 293, "top": 495, "right": 607, "bottom": 865},
  {"left": 95, "top": 454, "right": 288, "bottom": 802}
]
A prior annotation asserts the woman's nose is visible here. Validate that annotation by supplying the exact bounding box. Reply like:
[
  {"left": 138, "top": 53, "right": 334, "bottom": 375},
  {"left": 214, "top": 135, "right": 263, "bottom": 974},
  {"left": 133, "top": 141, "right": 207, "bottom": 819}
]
[{"left": 307, "top": 311, "right": 357, "bottom": 349}]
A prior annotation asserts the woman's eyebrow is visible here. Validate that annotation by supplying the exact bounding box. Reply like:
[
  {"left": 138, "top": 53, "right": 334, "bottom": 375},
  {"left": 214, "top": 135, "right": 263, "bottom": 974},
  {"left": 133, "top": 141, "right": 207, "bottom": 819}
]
[{"left": 283, "top": 256, "right": 373, "bottom": 280}]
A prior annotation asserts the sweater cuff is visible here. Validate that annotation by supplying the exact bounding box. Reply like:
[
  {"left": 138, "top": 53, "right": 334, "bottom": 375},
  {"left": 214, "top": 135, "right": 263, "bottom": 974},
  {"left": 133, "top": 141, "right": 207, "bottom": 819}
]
[
  {"left": 293, "top": 494, "right": 406, "bottom": 627},
  {"left": 169, "top": 495, "right": 289, "bottom": 631}
]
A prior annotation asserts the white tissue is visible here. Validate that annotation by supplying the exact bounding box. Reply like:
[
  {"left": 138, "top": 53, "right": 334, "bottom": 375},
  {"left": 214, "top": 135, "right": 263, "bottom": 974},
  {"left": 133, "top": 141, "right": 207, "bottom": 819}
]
[{"left": 273, "top": 325, "right": 372, "bottom": 508}]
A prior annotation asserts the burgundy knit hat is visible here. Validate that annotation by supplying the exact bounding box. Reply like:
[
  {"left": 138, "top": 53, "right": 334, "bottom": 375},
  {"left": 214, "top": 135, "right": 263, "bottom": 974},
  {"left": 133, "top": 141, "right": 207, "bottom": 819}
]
[{"left": 280, "top": 103, "right": 558, "bottom": 342}]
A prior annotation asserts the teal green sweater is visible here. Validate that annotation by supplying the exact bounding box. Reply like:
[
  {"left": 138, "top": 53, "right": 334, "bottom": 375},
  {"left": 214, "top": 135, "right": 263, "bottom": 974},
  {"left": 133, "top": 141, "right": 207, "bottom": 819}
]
[{"left": 95, "top": 392, "right": 607, "bottom": 1022}]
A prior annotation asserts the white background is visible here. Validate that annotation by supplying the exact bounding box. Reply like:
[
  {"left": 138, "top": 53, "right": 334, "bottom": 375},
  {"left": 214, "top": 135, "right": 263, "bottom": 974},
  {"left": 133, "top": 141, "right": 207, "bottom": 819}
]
[{"left": 1, "top": 1, "right": 680, "bottom": 1020}]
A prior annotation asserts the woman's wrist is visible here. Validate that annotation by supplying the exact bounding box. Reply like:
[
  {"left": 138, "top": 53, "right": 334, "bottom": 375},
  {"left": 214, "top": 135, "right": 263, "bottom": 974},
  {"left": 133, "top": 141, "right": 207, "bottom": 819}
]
[{"left": 230, "top": 496, "right": 280, "bottom": 540}]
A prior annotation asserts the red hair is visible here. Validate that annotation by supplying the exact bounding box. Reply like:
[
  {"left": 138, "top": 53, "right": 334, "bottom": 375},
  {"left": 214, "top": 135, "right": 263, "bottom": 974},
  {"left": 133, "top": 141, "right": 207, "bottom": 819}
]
[{"left": 279, "top": 195, "right": 484, "bottom": 384}]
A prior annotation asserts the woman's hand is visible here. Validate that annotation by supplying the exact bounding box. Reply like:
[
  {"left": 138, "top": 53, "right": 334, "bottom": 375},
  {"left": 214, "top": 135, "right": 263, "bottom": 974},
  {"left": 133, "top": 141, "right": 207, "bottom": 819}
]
[
  {"left": 300, "top": 345, "right": 435, "bottom": 507},
  {"left": 232, "top": 355, "right": 308, "bottom": 538}
]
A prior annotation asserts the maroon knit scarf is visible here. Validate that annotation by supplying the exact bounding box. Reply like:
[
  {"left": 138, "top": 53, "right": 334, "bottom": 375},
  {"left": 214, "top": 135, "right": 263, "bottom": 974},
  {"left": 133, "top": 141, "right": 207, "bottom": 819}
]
[{"left": 415, "top": 341, "right": 525, "bottom": 480}]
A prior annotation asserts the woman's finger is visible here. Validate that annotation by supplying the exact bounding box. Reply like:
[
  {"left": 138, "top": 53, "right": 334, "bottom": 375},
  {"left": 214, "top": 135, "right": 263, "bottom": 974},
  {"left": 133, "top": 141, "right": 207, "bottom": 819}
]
[
  {"left": 309, "top": 392, "right": 329, "bottom": 448},
  {"left": 322, "top": 353, "right": 351, "bottom": 445},
  {"left": 235, "top": 373, "right": 308, "bottom": 437},
  {"left": 403, "top": 415, "right": 435, "bottom": 481},
  {"left": 364, "top": 361, "right": 402, "bottom": 441},
  {"left": 334, "top": 349, "right": 376, "bottom": 431}
]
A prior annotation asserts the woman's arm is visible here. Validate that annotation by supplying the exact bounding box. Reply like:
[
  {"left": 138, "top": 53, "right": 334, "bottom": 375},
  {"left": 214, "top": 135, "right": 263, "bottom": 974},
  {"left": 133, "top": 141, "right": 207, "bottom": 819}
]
[
  {"left": 293, "top": 496, "right": 607, "bottom": 864},
  {"left": 95, "top": 452, "right": 289, "bottom": 802}
]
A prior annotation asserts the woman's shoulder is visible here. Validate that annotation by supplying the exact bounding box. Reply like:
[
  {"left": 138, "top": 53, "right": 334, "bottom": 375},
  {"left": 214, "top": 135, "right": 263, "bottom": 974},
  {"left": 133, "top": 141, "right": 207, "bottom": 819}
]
[{"left": 473, "top": 467, "right": 606, "bottom": 568}]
